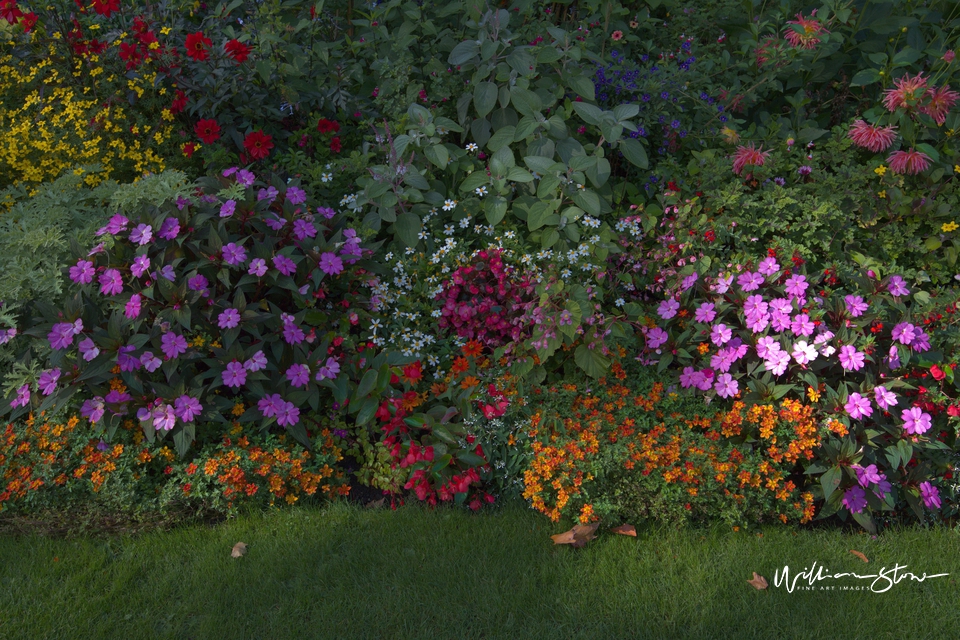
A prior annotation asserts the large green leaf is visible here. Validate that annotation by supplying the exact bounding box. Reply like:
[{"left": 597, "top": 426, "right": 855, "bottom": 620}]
[
  {"left": 572, "top": 102, "right": 602, "bottom": 125},
  {"left": 487, "top": 126, "right": 516, "bottom": 151},
  {"left": 619, "top": 138, "right": 649, "bottom": 169},
  {"left": 448, "top": 40, "right": 479, "bottom": 65},
  {"left": 395, "top": 212, "right": 422, "bottom": 247},
  {"left": 574, "top": 344, "right": 609, "bottom": 378},
  {"left": 511, "top": 87, "right": 543, "bottom": 116},
  {"left": 473, "top": 82, "right": 498, "bottom": 118},
  {"left": 424, "top": 144, "right": 449, "bottom": 169},
  {"left": 484, "top": 196, "right": 507, "bottom": 225}
]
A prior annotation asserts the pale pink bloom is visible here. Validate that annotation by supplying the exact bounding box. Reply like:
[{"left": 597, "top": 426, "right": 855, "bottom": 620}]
[
  {"left": 921, "top": 85, "right": 960, "bottom": 125},
  {"left": 847, "top": 119, "right": 897, "bottom": 152},
  {"left": 883, "top": 73, "right": 928, "bottom": 112},
  {"left": 887, "top": 148, "right": 931, "bottom": 175},
  {"left": 732, "top": 143, "right": 771, "bottom": 175},
  {"left": 783, "top": 11, "right": 829, "bottom": 49}
]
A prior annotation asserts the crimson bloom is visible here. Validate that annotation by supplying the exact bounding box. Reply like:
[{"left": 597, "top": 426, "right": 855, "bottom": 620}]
[
  {"left": 0, "top": 0, "right": 22, "bottom": 24},
  {"left": 224, "top": 39, "right": 251, "bottom": 63},
  {"left": 882, "top": 72, "right": 928, "bottom": 112},
  {"left": 783, "top": 11, "right": 829, "bottom": 49},
  {"left": 243, "top": 130, "right": 274, "bottom": 161},
  {"left": 194, "top": 119, "right": 221, "bottom": 144},
  {"left": 847, "top": 119, "right": 898, "bottom": 152},
  {"left": 182, "top": 142, "right": 198, "bottom": 158},
  {"left": 185, "top": 32, "right": 212, "bottom": 61},
  {"left": 330, "top": 136, "right": 342, "bottom": 153},
  {"left": 731, "top": 143, "right": 771, "bottom": 175},
  {"left": 887, "top": 148, "right": 931, "bottom": 175},
  {"left": 921, "top": 85, "right": 960, "bottom": 125},
  {"left": 170, "top": 89, "right": 188, "bottom": 114},
  {"left": 20, "top": 11, "right": 36, "bottom": 32},
  {"left": 316, "top": 118, "right": 340, "bottom": 134},
  {"left": 92, "top": 0, "right": 120, "bottom": 17}
]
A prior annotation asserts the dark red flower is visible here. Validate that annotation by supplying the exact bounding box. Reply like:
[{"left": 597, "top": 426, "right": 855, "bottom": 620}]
[
  {"left": 185, "top": 32, "right": 212, "bottom": 62},
  {"left": 330, "top": 136, "right": 342, "bottom": 153},
  {"left": 20, "top": 11, "right": 36, "bottom": 32},
  {"left": 224, "top": 39, "right": 251, "bottom": 63},
  {"left": 316, "top": 118, "right": 340, "bottom": 134},
  {"left": 92, "top": 0, "right": 119, "bottom": 17},
  {"left": 931, "top": 365, "right": 946, "bottom": 381},
  {"left": 242, "top": 130, "right": 273, "bottom": 161},
  {"left": 118, "top": 42, "right": 143, "bottom": 70},
  {"left": 194, "top": 119, "right": 221, "bottom": 144},
  {"left": 170, "top": 89, "right": 188, "bottom": 114},
  {"left": 182, "top": 142, "right": 197, "bottom": 158},
  {"left": 0, "top": 0, "right": 23, "bottom": 25}
]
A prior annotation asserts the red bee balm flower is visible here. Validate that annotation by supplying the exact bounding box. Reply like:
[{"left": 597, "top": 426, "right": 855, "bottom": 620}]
[
  {"left": 185, "top": 32, "right": 212, "bottom": 61},
  {"left": 92, "top": 0, "right": 120, "bottom": 17},
  {"left": 732, "top": 143, "right": 771, "bottom": 175},
  {"left": 243, "top": 130, "right": 273, "bottom": 161},
  {"left": 316, "top": 118, "right": 340, "bottom": 134},
  {"left": 224, "top": 39, "right": 251, "bottom": 63},
  {"left": 783, "top": 11, "right": 829, "bottom": 49},
  {"left": 194, "top": 119, "right": 221, "bottom": 144},
  {"left": 886, "top": 148, "right": 931, "bottom": 175},
  {"left": 847, "top": 119, "right": 898, "bottom": 152}
]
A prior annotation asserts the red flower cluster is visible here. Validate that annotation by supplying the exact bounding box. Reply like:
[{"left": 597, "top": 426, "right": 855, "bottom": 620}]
[
  {"left": 116, "top": 16, "right": 165, "bottom": 70},
  {"left": 170, "top": 89, "right": 188, "bottom": 114},
  {"left": 224, "top": 39, "right": 251, "bottom": 63},
  {"left": 316, "top": 118, "right": 340, "bottom": 134},
  {"left": 92, "top": 0, "right": 119, "bottom": 17},
  {"left": 242, "top": 130, "right": 274, "bottom": 161}
]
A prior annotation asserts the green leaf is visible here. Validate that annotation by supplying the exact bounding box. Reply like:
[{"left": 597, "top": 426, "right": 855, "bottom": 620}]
[
  {"left": 506, "top": 167, "right": 534, "bottom": 182},
  {"left": 916, "top": 143, "right": 940, "bottom": 163},
  {"left": 514, "top": 115, "right": 540, "bottom": 141},
  {"left": 567, "top": 75, "right": 595, "bottom": 100},
  {"left": 473, "top": 82, "right": 498, "bottom": 118},
  {"left": 459, "top": 171, "right": 489, "bottom": 193},
  {"left": 559, "top": 300, "right": 581, "bottom": 339},
  {"left": 487, "top": 126, "right": 516, "bottom": 152},
  {"left": 527, "top": 200, "right": 556, "bottom": 231},
  {"left": 613, "top": 104, "right": 639, "bottom": 121},
  {"left": 619, "top": 138, "right": 649, "bottom": 169},
  {"left": 850, "top": 68, "right": 881, "bottom": 87},
  {"left": 571, "top": 102, "right": 602, "bottom": 126},
  {"left": 353, "top": 368, "right": 379, "bottom": 404},
  {"left": 448, "top": 40, "right": 479, "bottom": 65},
  {"left": 572, "top": 189, "right": 600, "bottom": 216},
  {"left": 355, "top": 397, "right": 379, "bottom": 426},
  {"left": 484, "top": 196, "right": 507, "bottom": 225},
  {"left": 820, "top": 465, "right": 842, "bottom": 502},
  {"left": 574, "top": 344, "right": 609, "bottom": 378},
  {"left": 173, "top": 423, "right": 195, "bottom": 458},
  {"left": 424, "top": 144, "right": 449, "bottom": 170},
  {"left": 510, "top": 88, "right": 543, "bottom": 116},
  {"left": 395, "top": 212, "right": 421, "bottom": 247},
  {"left": 524, "top": 156, "right": 560, "bottom": 175}
]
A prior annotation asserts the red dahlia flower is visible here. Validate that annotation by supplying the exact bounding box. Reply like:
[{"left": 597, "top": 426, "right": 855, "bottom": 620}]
[
  {"left": 224, "top": 39, "right": 251, "bottom": 63},
  {"left": 330, "top": 136, "right": 342, "bottom": 153},
  {"left": 182, "top": 142, "right": 197, "bottom": 158},
  {"left": 194, "top": 119, "right": 221, "bottom": 144},
  {"left": 886, "top": 148, "right": 931, "bottom": 175},
  {"left": 170, "top": 89, "right": 188, "bottom": 114},
  {"left": 847, "top": 119, "right": 898, "bottom": 152},
  {"left": 316, "top": 118, "right": 340, "bottom": 134},
  {"left": 243, "top": 130, "right": 273, "bottom": 161},
  {"left": 92, "top": 0, "right": 120, "bottom": 17},
  {"left": 882, "top": 72, "right": 928, "bottom": 112},
  {"left": 20, "top": 11, "right": 36, "bottom": 32},
  {"left": 921, "top": 85, "right": 960, "bottom": 125},
  {"left": 185, "top": 32, "right": 212, "bottom": 61},
  {"left": 1, "top": 0, "right": 22, "bottom": 24}
]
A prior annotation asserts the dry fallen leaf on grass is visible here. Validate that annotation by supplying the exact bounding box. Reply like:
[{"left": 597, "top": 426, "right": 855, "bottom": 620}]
[
  {"left": 849, "top": 550, "right": 869, "bottom": 563},
  {"left": 550, "top": 523, "right": 599, "bottom": 548},
  {"left": 231, "top": 542, "right": 248, "bottom": 558},
  {"left": 365, "top": 498, "right": 385, "bottom": 509},
  {"left": 610, "top": 524, "right": 637, "bottom": 537},
  {"left": 747, "top": 572, "right": 768, "bottom": 590}
]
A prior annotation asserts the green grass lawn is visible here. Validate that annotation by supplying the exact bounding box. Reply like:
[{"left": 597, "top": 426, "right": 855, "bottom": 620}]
[{"left": 1, "top": 500, "right": 958, "bottom": 639}]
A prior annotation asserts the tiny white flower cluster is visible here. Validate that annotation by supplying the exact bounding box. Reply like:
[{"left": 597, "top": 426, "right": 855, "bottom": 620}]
[
  {"left": 581, "top": 215, "right": 601, "bottom": 228},
  {"left": 340, "top": 193, "right": 361, "bottom": 212}
]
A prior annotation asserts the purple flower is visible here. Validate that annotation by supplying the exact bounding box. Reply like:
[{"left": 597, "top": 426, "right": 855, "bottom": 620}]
[
  {"left": 844, "top": 295, "right": 868, "bottom": 317},
  {"left": 282, "top": 322, "right": 305, "bottom": 344},
  {"left": 48, "top": 322, "right": 77, "bottom": 350},
  {"left": 131, "top": 255, "right": 151, "bottom": 278},
  {"left": 838, "top": 345, "right": 866, "bottom": 371},
  {"left": 855, "top": 464, "right": 883, "bottom": 488},
  {"left": 797, "top": 165, "right": 812, "bottom": 176},
  {"left": 236, "top": 169, "right": 255, "bottom": 186},
  {"left": 711, "top": 274, "right": 733, "bottom": 294},
  {"left": 188, "top": 274, "right": 209, "bottom": 292},
  {"left": 714, "top": 373, "right": 739, "bottom": 398},
  {"left": 919, "top": 481, "right": 941, "bottom": 509},
  {"left": 657, "top": 298, "right": 680, "bottom": 320},
  {"left": 273, "top": 254, "right": 297, "bottom": 276},
  {"left": 318, "top": 252, "right": 344, "bottom": 276},
  {"left": 737, "top": 271, "right": 763, "bottom": 292},
  {"left": 248, "top": 258, "right": 267, "bottom": 277},
  {"left": 757, "top": 257, "right": 780, "bottom": 276},
  {"left": 176, "top": 196, "right": 192, "bottom": 211},
  {"left": 841, "top": 486, "right": 867, "bottom": 513},
  {"left": 645, "top": 327, "right": 668, "bottom": 349},
  {"left": 679, "top": 366, "right": 699, "bottom": 389},
  {"left": 87, "top": 242, "right": 106, "bottom": 257},
  {"left": 765, "top": 350, "right": 791, "bottom": 376},
  {"left": 38, "top": 368, "right": 61, "bottom": 395},
  {"left": 157, "top": 265, "right": 176, "bottom": 281},
  {"left": 244, "top": 350, "right": 267, "bottom": 372},
  {"left": 69, "top": 259, "right": 95, "bottom": 284},
  {"left": 153, "top": 404, "right": 177, "bottom": 431},
  {"left": 124, "top": 294, "right": 142, "bottom": 319},
  {"left": 158, "top": 217, "right": 180, "bottom": 240},
  {"left": 0, "top": 328, "right": 16, "bottom": 345},
  {"left": 746, "top": 313, "right": 769, "bottom": 333},
  {"left": 140, "top": 351, "right": 161, "bottom": 372},
  {"left": 286, "top": 364, "right": 311, "bottom": 388},
  {"left": 218, "top": 308, "right": 241, "bottom": 329},
  {"left": 80, "top": 397, "right": 105, "bottom": 424},
  {"left": 258, "top": 393, "right": 284, "bottom": 418},
  {"left": 160, "top": 333, "right": 188, "bottom": 359},
  {"left": 222, "top": 361, "right": 248, "bottom": 388},
  {"left": 318, "top": 206, "right": 336, "bottom": 219},
  {"left": 693, "top": 368, "right": 714, "bottom": 391},
  {"left": 845, "top": 392, "right": 872, "bottom": 420},
  {"left": 276, "top": 401, "right": 300, "bottom": 427},
  {"left": 769, "top": 298, "right": 792, "bottom": 315},
  {"left": 97, "top": 214, "right": 129, "bottom": 236},
  {"left": 911, "top": 331, "right": 931, "bottom": 353},
  {"left": 874, "top": 385, "right": 897, "bottom": 410},
  {"left": 743, "top": 295, "right": 768, "bottom": 317},
  {"left": 681, "top": 272, "right": 699, "bottom": 291},
  {"left": 558, "top": 310, "right": 573, "bottom": 326},
  {"left": 695, "top": 303, "right": 716, "bottom": 323},
  {"left": 316, "top": 357, "right": 340, "bottom": 381},
  {"left": 756, "top": 336, "right": 781, "bottom": 359},
  {"left": 293, "top": 219, "right": 317, "bottom": 241},
  {"left": 790, "top": 313, "right": 814, "bottom": 337},
  {"left": 104, "top": 389, "right": 131, "bottom": 415},
  {"left": 264, "top": 215, "right": 286, "bottom": 231},
  {"left": 11, "top": 383, "right": 31, "bottom": 408},
  {"left": 117, "top": 345, "right": 141, "bottom": 372},
  {"left": 710, "top": 323, "right": 732, "bottom": 346},
  {"left": 129, "top": 223, "right": 153, "bottom": 245},
  {"left": 222, "top": 243, "right": 248, "bottom": 266},
  {"left": 891, "top": 322, "right": 917, "bottom": 345},
  {"left": 286, "top": 186, "right": 307, "bottom": 204},
  {"left": 258, "top": 186, "right": 279, "bottom": 202},
  {"left": 174, "top": 395, "right": 203, "bottom": 422},
  {"left": 901, "top": 407, "right": 931, "bottom": 435},
  {"left": 710, "top": 349, "right": 735, "bottom": 373},
  {"left": 887, "top": 275, "right": 910, "bottom": 297},
  {"left": 887, "top": 345, "right": 901, "bottom": 370},
  {"left": 784, "top": 274, "right": 808, "bottom": 298},
  {"left": 78, "top": 337, "right": 100, "bottom": 361},
  {"left": 99, "top": 268, "right": 123, "bottom": 295},
  {"left": 220, "top": 200, "right": 237, "bottom": 218}
]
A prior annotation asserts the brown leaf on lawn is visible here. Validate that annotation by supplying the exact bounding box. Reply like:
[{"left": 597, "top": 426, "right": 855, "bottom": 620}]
[
  {"left": 849, "top": 550, "right": 869, "bottom": 563},
  {"left": 231, "top": 542, "right": 248, "bottom": 558},
  {"left": 365, "top": 498, "right": 385, "bottom": 509},
  {"left": 747, "top": 572, "right": 768, "bottom": 590},
  {"left": 551, "top": 523, "right": 600, "bottom": 548},
  {"left": 610, "top": 524, "right": 637, "bottom": 537}
]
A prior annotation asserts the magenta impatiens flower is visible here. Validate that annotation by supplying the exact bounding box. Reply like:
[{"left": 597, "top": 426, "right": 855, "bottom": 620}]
[
  {"left": 874, "top": 385, "right": 897, "bottom": 410},
  {"left": 220, "top": 199, "right": 237, "bottom": 218},
  {"left": 757, "top": 256, "right": 780, "bottom": 276},
  {"left": 188, "top": 274, "right": 209, "bottom": 291},
  {"left": 919, "top": 481, "right": 941, "bottom": 509},
  {"left": 658, "top": 298, "right": 680, "bottom": 320},
  {"left": 124, "top": 293, "right": 142, "bottom": 319},
  {"left": 97, "top": 214, "right": 129, "bottom": 236},
  {"left": 140, "top": 351, "right": 161, "bottom": 372},
  {"left": 887, "top": 275, "right": 910, "bottom": 296},
  {"left": 158, "top": 217, "right": 180, "bottom": 240},
  {"left": 292, "top": 219, "right": 318, "bottom": 241},
  {"left": 784, "top": 274, "right": 808, "bottom": 298},
  {"left": 38, "top": 368, "right": 60, "bottom": 395},
  {"left": 286, "top": 363, "right": 310, "bottom": 388},
  {"left": 286, "top": 186, "right": 307, "bottom": 204},
  {"left": 69, "top": 259, "right": 95, "bottom": 284},
  {"left": 841, "top": 486, "right": 867, "bottom": 514},
  {"left": 258, "top": 393, "right": 284, "bottom": 418},
  {"left": 737, "top": 271, "right": 763, "bottom": 292},
  {"left": 844, "top": 294, "right": 868, "bottom": 317},
  {"left": 248, "top": 258, "right": 268, "bottom": 277},
  {"left": 78, "top": 337, "right": 99, "bottom": 361},
  {"left": 276, "top": 400, "right": 300, "bottom": 427},
  {"left": 695, "top": 303, "right": 716, "bottom": 323},
  {"left": 891, "top": 322, "right": 917, "bottom": 345},
  {"left": 48, "top": 322, "right": 78, "bottom": 350},
  {"left": 80, "top": 397, "right": 105, "bottom": 424},
  {"left": 99, "top": 268, "right": 123, "bottom": 295},
  {"left": 222, "top": 361, "right": 248, "bottom": 388},
  {"left": 901, "top": 406, "right": 931, "bottom": 435},
  {"left": 319, "top": 252, "right": 345, "bottom": 277},
  {"left": 218, "top": 308, "right": 241, "bottom": 329},
  {"left": 710, "top": 323, "right": 732, "bottom": 346},
  {"left": 645, "top": 327, "right": 668, "bottom": 349},
  {"left": 222, "top": 242, "right": 248, "bottom": 266},
  {"left": 273, "top": 254, "right": 297, "bottom": 276},
  {"left": 791, "top": 340, "right": 817, "bottom": 365},
  {"left": 790, "top": 313, "right": 814, "bottom": 337},
  {"left": 714, "top": 373, "right": 739, "bottom": 398},
  {"left": 152, "top": 404, "right": 177, "bottom": 431},
  {"left": 129, "top": 223, "right": 153, "bottom": 245},
  {"left": 174, "top": 395, "right": 203, "bottom": 422},
  {"left": 244, "top": 350, "right": 267, "bottom": 372},
  {"left": 765, "top": 350, "right": 791, "bottom": 376},
  {"left": 131, "top": 255, "right": 151, "bottom": 278},
  {"left": 11, "top": 383, "right": 31, "bottom": 409},
  {"left": 316, "top": 357, "right": 340, "bottom": 381},
  {"left": 838, "top": 345, "right": 866, "bottom": 371},
  {"left": 160, "top": 332, "right": 188, "bottom": 359},
  {"left": 845, "top": 392, "right": 873, "bottom": 420},
  {"left": 854, "top": 464, "right": 883, "bottom": 488}
]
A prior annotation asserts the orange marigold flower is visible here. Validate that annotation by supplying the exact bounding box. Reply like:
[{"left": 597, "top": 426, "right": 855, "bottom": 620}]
[
  {"left": 847, "top": 119, "right": 898, "bottom": 152},
  {"left": 462, "top": 340, "right": 483, "bottom": 358}
]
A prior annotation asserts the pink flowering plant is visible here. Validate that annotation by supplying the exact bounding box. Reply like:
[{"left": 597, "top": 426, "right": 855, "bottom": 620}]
[{"left": 623, "top": 257, "right": 958, "bottom": 531}]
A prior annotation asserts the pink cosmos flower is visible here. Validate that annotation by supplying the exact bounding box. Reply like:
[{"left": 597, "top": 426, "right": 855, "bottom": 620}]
[
  {"left": 921, "top": 85, "right": 960, "bottom": 125},
  {"left": 845, "top": 392, "right": 872, "bottom": 420},
  {"left": 714, "top": 373, "right": 739, "bottom": 398},
  {"left": 99, "top": 268, "right": 123, "bottom": 295},
  {"left": 838, "top": 345, "right": 866, "bottom": 371},
  {"left": 883, "top": 73, "right": 929, "bottom": 112},
  {"left": 920, "top": 481, "right": 941, "bottom": 509},
  {"left": 901, "top": 406, "right": 931, "bottom": 435},
  {"left": 732, "top": 143, "right": 771, "bottom": 175},
  {"left": 847, "top": 119, "right": 898, "bottom": 152},
  {"left": 69, "top": 259, "right": 95, "bottom": 284},
  {"left": 784, "top": 11, "right": 829, "bottom": 49},
  {"left": 887, "top": 148, "right": 931, "bottom": 175},
  {"left": 842, "top": 486, "right": 867, "bottom": 514},
  {"left": 222, "top": 361, "right": 248, "bottom": 388}
]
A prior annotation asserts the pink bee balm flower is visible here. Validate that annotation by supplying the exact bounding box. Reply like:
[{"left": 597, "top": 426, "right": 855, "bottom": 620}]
[
  {"left": 69, "top": 259, "right": 95, "bottom": 284},
  {"left": 732, "top": 143, "right": 771, "bottom": 175},
  {"left": 919, "top": 481, "right": 941, "bottom": 509},
  {"left": 842, "top": 486, "right": 867, "bottom": 514},
  {"left": 845, "top": 392, "right": 873, "bottom": 420},
  {"left": 883, "top": 72, "right": 929, "bottom": 112},
  {"left": 99, "top": 268, "right": 123, "bottom": 295},
  {"left": 783, "top": 11, "right": 829, "bottom": 49},
  {"left": 847, "top": 119, "right": 898, "bottom": 152},
  {"left": 886, "top": 148, "right": 931, "bottom": 175},
  {"left": 838, "top": 345, "right": 866, "bottom": 371},
  {"left": 921, "top": 85, "right": 960, "bottom": 125},
  {"left": 901, "top": 406, "right": 931, "bottom": 435}
]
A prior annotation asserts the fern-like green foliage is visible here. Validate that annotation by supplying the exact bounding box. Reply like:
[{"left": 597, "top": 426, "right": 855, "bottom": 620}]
[{"left": 108, "top": 170, "right": 194, "bottom": 213}]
